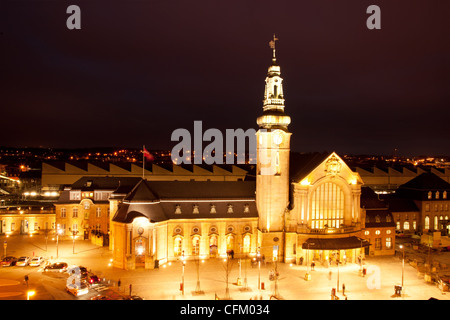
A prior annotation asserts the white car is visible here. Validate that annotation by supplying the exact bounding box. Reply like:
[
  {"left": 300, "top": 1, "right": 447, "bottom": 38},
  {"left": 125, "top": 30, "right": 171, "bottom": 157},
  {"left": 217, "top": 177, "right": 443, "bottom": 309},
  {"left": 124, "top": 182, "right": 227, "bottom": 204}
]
[
  {"left": 16, "top": 256, "right": 31, "bottom": 266},
  {"left": 29, "top": 256, "right": 45, "bottom": 266},
  {"left": 66, "top": 281, "right": 89, "bottom": 297}
]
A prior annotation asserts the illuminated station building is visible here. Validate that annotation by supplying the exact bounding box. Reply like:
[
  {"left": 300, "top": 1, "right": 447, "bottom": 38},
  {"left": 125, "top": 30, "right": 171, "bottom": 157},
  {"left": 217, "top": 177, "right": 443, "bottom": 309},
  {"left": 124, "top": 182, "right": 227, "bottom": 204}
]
[{"left": 110, "top": 41, "right": 388, "bottom": 270}]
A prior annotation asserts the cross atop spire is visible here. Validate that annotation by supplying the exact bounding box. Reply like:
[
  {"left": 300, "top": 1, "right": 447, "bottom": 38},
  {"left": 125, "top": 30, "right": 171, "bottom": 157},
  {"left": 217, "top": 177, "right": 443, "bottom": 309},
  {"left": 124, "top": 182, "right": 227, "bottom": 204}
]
[{"left": 269, "top": 34, "right": 279, "bottom": 63}]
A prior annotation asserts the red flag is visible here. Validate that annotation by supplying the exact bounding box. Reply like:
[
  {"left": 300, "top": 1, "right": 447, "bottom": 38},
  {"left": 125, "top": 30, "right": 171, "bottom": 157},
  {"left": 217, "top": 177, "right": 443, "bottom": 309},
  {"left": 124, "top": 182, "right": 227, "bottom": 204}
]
[{"left": 143, "top": 147, "right": 154, "bottom": 161}]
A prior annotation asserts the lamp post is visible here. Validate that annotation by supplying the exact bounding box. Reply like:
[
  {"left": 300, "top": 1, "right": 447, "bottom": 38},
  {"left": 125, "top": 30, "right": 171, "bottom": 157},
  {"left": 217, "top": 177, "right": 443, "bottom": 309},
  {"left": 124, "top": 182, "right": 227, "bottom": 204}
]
[
  {"left": 181, "top": 250, "right": 185, "bottom": 295},
  {"left": 257, "top": 247, "right": 261, "bottom": 290},
  {"left": 400, "top": 244, "right": 405, "bottom": 288},
  {"left": 27, "top": 290, "right": 35, "bottom": 300},
  {"left": 72, "top": 230, "right": 78, "bottom": 254},
  {"left": 56, "top": 225, "right": 62, "bottom": 259}
]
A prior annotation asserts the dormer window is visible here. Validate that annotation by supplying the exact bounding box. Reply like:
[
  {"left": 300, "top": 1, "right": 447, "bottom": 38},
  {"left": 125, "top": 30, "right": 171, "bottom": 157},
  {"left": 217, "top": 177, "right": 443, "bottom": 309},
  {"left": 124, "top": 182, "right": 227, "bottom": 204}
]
[
  {"left": 386, "top": 215, "right": 392, "bottom": 223},
  {"left": 227, "top": 204, "right": 233, "bottom": 214},
  {"left": 244, "top": 204, "right": 250, "bottom": 213},
  {"left": 210, "top": 204, "right": 216, "bottom": 214},
  {"left": 436, "top": 191, "right": 440, "bottom": 199},
  {"left": 375, "top": 215, "right": 381, "bottom": 223},
  {"left": 428, "top": 191, "right": 432, "bottom": 199},
  {"left": 175, "top": 204, "right": 182, "bottom": 214},
  {"left": 443, "top": 191, "right": 447, "bottom": 199}
]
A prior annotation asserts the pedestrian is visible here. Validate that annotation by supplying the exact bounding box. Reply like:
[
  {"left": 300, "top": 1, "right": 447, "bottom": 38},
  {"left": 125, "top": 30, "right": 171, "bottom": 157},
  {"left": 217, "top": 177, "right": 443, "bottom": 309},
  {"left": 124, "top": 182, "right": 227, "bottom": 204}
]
[
  {"left": 342, "top": 283, "right": 345, "bottom": 296},
  {"left": 311, "top": 261, "right": 315, "bottom": 271},
  {"left": 24, "top": 275, "right": 29, "bottom": 287},
  {"left": 328, "top": 270, "right": 332, "bottom": 280},
  {"left": 299, "top": 256, "right": 303, "bottom": 265},
  {"left": 230, "top": 249, "right": 234, "bottom": 259},
  {"left": 118, "top": 279, "right": 121, "bottom": 289}
]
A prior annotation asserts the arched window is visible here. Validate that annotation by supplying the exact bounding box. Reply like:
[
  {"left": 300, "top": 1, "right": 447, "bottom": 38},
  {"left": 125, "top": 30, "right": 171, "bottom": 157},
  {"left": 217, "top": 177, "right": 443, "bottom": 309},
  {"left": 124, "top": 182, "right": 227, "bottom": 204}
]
[
  {"left": 192, "top": 236, "right": 200, "bottom": 255},
  {"left": 174, "top": 237, "right": 183, "bottom": 257},
  {"left": 311, "top": 182, "right": 344, "bottom": 229},
  {"left": 226, "top": 235, "right": 234, "bottom": 251},
  {"left": 425, "top": 216, "right": 430, "bottom": 230},
  {"left": 403, "top": 221, "right": 410, "bottom": 230},
  {"left": 434, "top": 216, "right": 438, "bottom": 230},
  {"left": 243, "top": 234, "right": 251, "bottom": 253}
]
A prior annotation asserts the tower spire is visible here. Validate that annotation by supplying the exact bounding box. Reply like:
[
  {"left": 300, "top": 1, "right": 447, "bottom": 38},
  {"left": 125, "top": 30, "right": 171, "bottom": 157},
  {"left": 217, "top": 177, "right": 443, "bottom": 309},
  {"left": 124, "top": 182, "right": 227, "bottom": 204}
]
[
  {"left": 269, "top": 34, "right": 279, "bottom": 64},
  {"left": 257, "top": 34, "right": 291, "bottom": 131}
]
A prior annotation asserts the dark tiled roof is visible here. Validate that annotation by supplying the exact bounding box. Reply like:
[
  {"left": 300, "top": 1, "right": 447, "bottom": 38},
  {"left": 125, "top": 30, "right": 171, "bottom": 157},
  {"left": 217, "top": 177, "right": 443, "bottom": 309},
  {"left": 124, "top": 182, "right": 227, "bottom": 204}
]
[
  {"left": 396, "top": 173, "right": 450, "bottom": 201},
  {"left": 399, "top": 172, "right": 450, "bottom": 190},
  {"left": 383, "top": 197, "right": 419, "bottom": 212},
  {"left": 113, "top": 180, "right": 257, "bottom": 223},
  {"left": 71, "top": 176, "right": 141, "bottom": 190},
  {"left": 360, "top": 187, "right": 387, "bottom": 209}
]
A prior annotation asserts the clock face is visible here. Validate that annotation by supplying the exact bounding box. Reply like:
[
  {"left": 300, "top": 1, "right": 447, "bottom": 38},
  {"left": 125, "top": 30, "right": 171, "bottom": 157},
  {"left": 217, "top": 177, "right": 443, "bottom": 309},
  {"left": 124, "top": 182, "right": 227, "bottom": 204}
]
[{"left": 273, "top": 132, "right": 283, "bottom": 145}]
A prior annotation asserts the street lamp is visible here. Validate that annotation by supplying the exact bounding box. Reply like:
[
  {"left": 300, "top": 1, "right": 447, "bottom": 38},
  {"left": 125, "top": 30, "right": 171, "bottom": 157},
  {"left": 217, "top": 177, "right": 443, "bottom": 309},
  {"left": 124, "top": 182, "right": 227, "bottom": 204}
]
[
  {"left": 56, "top": 225, "right": 62, "bottom": 259},
  {"left": 72, "top": 230, "right": 79, "bottom": 254},
  {"left": 400, "top": 244, "right": 405, "bottom": 288},
  {"left": 181, "top": 250, "right": 185, "bottom": 295},
  {"left": 257, "top": 247, "right": 261, "bottom": 290},
  {"left": 27, "top": 290, "right": 35, "bottom": 300}
]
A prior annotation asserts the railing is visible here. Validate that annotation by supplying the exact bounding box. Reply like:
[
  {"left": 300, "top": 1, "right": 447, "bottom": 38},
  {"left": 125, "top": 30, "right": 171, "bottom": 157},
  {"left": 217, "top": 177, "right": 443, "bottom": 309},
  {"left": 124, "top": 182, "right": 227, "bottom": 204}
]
[{"left": 296, "top": 223, "right": 361, "bottom": 234}]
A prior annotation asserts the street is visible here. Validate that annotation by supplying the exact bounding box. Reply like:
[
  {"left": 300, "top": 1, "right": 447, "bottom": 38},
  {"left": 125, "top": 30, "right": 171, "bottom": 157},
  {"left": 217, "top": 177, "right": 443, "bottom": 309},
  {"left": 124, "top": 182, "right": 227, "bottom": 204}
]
[{"left": 1, "top": 234, "right": 449, "bottom": 300}]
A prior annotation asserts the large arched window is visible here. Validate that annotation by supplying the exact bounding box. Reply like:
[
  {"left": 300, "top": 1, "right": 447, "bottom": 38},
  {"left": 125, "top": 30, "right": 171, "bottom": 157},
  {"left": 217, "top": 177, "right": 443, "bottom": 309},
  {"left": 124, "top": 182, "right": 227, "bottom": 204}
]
[{"left": 311, "top": 182, "right": 344, "bottom": 229}]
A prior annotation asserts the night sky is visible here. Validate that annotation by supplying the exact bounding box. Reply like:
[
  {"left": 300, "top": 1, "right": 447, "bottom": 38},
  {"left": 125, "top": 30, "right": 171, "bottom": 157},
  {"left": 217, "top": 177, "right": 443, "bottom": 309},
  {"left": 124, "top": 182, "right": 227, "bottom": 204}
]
[{"left": 1, "top": 0, "right": 449, "bottom": 156}]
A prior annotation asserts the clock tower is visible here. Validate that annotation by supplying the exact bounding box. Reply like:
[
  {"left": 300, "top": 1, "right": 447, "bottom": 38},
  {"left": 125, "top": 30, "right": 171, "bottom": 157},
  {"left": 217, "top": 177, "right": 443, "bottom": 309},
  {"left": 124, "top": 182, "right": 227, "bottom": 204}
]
[{"left": 256, "top": 35, "right": 291, "bottom": 260}]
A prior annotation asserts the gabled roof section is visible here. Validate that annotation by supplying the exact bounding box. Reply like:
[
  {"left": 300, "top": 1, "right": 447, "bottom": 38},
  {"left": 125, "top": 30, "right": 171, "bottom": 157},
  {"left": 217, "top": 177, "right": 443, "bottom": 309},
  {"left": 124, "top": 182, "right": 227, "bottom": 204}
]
[
  {"left": 289, "top": 152, "right": 329, "bottom": 182},
  {"left": 290, "top": 152, "right": 363, "bottom": 185},
  {"left": 123, "top": 179, "right": 159, "bottom": 202}
]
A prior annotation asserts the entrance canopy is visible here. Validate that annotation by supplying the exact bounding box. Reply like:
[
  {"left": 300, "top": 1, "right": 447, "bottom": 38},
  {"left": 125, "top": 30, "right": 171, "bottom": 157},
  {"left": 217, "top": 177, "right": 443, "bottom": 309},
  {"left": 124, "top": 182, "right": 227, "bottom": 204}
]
[{"left": 302, "top": 236, "right": 370, "bottom": 250}]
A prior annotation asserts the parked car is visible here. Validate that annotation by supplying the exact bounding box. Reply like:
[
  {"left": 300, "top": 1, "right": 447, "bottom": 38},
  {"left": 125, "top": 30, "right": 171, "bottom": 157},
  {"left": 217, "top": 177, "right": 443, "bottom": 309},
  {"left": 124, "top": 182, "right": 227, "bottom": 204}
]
[
  {"left": 67, "top": 265, "right": 88, "bottom": 277},
  {"left": 29, "top": 256, "right": 45, "bottom": 266},
  {"left": 91, "top": 295, "right": 111, "bottom": 300},
  {"left": 66, "top": 280, "right": 89, "bottom": 297},
  {"left": 87, "top": 274, "right": 101, "bottom": 286},
  {"left": 44, "top": 262, "right": 68, "bottom": 272},
  {"left": 16, "top": 256, "right": 31, "bottom": 266},
  {"left": 1, "top": 256, "right": 17, "bottom": 267}
]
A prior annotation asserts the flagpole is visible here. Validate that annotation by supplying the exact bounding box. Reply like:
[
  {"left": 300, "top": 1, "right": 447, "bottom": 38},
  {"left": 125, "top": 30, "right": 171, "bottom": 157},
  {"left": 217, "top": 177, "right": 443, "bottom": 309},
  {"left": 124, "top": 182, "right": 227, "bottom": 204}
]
[{"left": 142, "top": 145, "right": 145, "bottom": 179}]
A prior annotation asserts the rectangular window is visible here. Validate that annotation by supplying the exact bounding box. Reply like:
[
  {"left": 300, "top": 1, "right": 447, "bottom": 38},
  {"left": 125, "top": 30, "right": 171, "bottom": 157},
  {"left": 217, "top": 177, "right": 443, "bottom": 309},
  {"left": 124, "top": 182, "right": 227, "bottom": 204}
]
[
  {"left": 61, "top": 208, "right": 66, "bottom": 218},
  {"left": 96, "top": 207, "right": 101, "bottom": 218},
  {"left": 73, "top": 207, "right": 78, "bottom": 218},
  {"left": 375, "top": 238, "right": 382, "bottom": 250},
  {"left": 386, "top": 237, "right": 392, "bottom": 249}
]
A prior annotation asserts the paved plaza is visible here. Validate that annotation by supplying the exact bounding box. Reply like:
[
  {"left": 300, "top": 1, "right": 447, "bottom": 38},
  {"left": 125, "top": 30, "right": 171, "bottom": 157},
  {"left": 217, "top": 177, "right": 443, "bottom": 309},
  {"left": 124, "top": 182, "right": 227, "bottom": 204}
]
[{"left": 1, "top": 235, "right": 449, "bottom": 300}]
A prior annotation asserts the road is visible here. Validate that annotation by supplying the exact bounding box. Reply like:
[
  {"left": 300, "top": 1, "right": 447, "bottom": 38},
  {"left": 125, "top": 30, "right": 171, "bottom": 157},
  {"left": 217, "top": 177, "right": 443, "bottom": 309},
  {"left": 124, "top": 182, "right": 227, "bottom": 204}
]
[{"left": 1, "top": 234, "right": 449, "bottom": 300}]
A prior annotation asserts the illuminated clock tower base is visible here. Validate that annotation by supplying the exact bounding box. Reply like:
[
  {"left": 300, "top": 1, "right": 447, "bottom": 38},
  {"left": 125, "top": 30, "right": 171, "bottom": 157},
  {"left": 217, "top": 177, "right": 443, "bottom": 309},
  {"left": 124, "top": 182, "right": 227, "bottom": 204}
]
[{"left": 257, "top": 230, "right": 285, "bottom": 262}]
